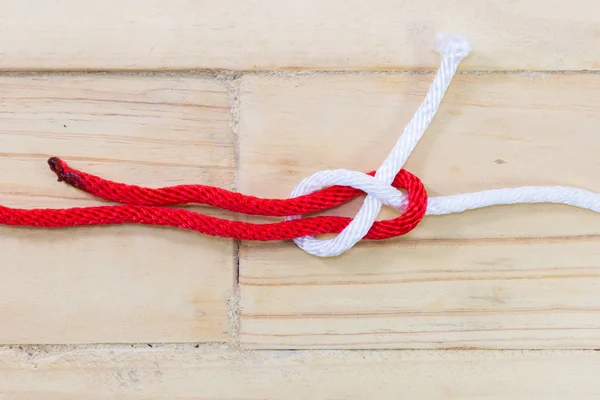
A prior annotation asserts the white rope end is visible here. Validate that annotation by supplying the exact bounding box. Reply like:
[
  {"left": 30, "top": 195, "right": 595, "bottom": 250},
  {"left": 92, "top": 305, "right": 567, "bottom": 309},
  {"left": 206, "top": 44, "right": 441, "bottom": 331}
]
[{"left": 434, "top": 33, "right": 472, "bottom": 59}]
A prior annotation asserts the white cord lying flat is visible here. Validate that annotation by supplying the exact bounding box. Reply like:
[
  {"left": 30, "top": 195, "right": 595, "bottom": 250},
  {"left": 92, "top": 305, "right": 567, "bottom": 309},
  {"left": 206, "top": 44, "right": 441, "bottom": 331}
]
[
  {"left": 425, "top": 186, "right": 600, "bottom": 215},
  {"left": 287, "top": 34, "right": 600, "bottom": 257}
]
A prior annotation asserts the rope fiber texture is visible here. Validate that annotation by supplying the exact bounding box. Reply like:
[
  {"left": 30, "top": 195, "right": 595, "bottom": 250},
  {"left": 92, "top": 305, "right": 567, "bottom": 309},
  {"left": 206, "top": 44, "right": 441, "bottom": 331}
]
[
  {"left": 0, "top": 158, "right": 427, "bottom": 241},
  {"left": 287, "top": 34, "right": 473, "bottom": 256},
  {"left": 1, "top": 34, "right": 600, "bottom": 256}
]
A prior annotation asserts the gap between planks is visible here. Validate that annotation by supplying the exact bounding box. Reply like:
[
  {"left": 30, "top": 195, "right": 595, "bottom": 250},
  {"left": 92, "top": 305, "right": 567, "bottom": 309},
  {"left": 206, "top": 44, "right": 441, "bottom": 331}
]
[
  {"left": 222, "top": 73, "right": 243, "bottom": 346},
  {"left": 1, "top": 69, "right": 600, "bottom": 78},
  {"left": 2, "top": 344, "right": 600, "bottom": 399}
]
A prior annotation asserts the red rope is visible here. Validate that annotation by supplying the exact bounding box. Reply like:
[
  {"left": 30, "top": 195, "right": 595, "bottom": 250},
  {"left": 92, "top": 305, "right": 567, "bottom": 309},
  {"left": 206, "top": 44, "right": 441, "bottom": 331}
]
[{"left": 0, "top": 158, "right": 428, "bottom": 241}]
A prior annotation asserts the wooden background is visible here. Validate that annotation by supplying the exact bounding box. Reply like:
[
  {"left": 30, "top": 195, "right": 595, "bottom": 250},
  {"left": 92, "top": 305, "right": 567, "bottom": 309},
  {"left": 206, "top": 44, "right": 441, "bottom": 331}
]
[{"left": 1, "top": 0, "right": 600, "bottom": 398}]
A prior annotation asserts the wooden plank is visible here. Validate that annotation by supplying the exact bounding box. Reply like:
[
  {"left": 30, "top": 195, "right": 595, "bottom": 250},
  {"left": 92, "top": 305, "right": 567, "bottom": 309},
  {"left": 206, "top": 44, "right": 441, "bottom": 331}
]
[
  {"left": 2, "top": 0, "right": 600, "bottom": 71},
  {"left": 0, "top": 75, "right": 235, "bottom": 343},
  {"left": 1, "top": 346, "right": 600, "bottom": 399},
  {"left": 237, "top": 73, "right": 600, "bottom": 348}
]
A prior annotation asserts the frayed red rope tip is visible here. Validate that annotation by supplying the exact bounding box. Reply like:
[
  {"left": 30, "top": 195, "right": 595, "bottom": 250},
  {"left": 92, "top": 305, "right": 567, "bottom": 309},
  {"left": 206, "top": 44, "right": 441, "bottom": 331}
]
[
  {"left": 47, "top": 157, "right": 82, "bottom": 188},
  {"left": 47, "top": 157, "right": 63, "bottom": 179}
]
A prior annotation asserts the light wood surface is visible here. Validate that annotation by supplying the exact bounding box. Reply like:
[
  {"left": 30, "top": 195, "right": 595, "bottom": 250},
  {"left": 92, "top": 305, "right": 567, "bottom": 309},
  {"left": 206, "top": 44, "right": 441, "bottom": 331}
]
[
  {"left": 238, "top": 73, "right": 600, "bottom": 348},
  {"left": 3, "top": 1, "right": 600, "bottom": 397},
  {"left": 0, "top": 75, "right": 235, "bottom": 343},
  {"left": 3, "top": 0, "right": 600, "bottom": 71},
  {"left": 2, "top": 346, "right": 600, "bottom": 399}
]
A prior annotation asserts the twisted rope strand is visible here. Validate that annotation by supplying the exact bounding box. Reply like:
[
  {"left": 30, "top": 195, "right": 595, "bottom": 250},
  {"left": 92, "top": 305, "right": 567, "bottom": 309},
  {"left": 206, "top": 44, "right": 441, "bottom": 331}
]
[
  {"left": 47, "top": 157, "right": 409, "bottom": 216},
  {"left": 0, "top": 161, "right": 427, "bottom": 241},
  {"left": 47, "top": 157, "right": 600, "bottom": 220},
  {"left": 286, "top": 34, "right": 473, "bottom": 257}
]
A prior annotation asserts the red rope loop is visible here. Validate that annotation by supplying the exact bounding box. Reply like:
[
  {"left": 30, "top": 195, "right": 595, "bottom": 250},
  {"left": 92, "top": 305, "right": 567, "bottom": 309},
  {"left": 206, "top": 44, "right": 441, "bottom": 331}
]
[{"left": 0, "top": 158, "right": 428, "bottom": 241}]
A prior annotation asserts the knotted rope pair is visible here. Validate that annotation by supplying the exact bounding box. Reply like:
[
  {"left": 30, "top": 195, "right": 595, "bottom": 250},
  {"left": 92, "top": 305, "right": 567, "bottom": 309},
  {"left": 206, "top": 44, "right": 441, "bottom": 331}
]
[{"left": 1, "top": 34, "right": 599, "bottom": 257}]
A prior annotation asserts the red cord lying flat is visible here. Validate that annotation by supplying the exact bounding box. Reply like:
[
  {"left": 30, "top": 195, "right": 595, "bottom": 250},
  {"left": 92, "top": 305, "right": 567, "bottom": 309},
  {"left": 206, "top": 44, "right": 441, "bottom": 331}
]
[
  {"left": 48, "top": 158, "right": 408, "bottom": 216},
  {"left": 0, "top": 158, "right": 428, "bottom": 241}
]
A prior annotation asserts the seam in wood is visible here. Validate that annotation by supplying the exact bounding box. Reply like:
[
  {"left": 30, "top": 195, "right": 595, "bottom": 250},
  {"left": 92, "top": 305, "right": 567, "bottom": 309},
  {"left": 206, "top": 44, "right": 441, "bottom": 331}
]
[
  {"left": 3, "top": 343, "right": 590, "bottom": 357},
  {"left": 221, "top": 72, "right": 243, "bottom": 347},
  {"left": 0, "top": 343, "right": 237, "bottom": 360},
  {"left": 0, "top": 69, "right": 599, "bottom": 78}
]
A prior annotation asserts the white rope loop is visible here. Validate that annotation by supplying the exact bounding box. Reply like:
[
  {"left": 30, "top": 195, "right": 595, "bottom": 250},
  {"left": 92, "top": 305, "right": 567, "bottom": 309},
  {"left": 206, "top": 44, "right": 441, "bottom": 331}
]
[
  {"left": 287, "top": 34, "right": 472, "bottom": 257},
  {"left": 287, "top": 34, "right": 600, "bottom": 257}
]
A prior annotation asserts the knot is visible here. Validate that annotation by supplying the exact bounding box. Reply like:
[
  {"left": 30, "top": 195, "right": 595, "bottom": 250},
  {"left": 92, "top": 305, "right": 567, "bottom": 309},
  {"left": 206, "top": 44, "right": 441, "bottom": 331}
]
[
  {"left": 288, "top": 33, "right": 471, "bottom": 257},
  {"left": 286, "top": 168, "right": 428, "bottom": 255}
]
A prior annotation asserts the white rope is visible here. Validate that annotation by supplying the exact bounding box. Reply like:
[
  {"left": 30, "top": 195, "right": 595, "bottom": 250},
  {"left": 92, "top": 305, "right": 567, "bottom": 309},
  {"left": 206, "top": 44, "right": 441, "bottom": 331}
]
[
  {"left": 290, "top": 171, "right": 600, "bottom": 214},
  {"left": 287, "top": 34, "right": 600, "bottom": 257}
]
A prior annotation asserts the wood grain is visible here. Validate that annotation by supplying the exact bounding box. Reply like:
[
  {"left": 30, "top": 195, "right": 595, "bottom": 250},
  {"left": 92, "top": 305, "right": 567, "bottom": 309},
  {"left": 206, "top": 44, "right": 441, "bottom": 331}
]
[
  {"left": 237, "top": 73, "right": 600, "bottom": 348},
  {"left": 0, "top": 75, "right": 235, "bottom": 343},
  {"left": 2, "top": 0, "right": 600, "bottom": 71},
  {"left": 1, "top": 346, "right": 600, "bottom": 399}
]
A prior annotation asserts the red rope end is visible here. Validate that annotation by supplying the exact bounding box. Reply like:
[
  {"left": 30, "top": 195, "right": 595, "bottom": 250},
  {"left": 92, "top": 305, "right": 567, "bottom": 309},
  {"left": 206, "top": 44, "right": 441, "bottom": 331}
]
[{"left": 48, "top": 157, "right": 83, "bottom": 189}]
